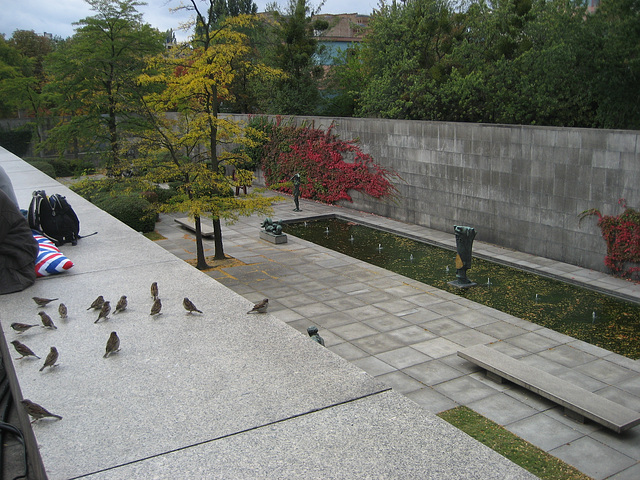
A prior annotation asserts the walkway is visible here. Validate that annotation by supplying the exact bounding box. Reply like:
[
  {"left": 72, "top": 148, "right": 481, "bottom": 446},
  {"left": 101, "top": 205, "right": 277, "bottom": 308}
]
[{"left": 155, "top": 192, "right": 640, "bottom": 480}]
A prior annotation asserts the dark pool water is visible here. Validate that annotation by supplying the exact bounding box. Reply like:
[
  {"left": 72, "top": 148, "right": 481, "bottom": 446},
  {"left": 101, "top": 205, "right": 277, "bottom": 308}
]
[{"left": 284, "top": 217, "right": 640, "bottom": 359}]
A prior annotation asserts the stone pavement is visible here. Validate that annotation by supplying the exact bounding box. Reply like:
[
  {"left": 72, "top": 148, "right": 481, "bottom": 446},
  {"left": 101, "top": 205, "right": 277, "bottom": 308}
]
[{"left": 155, "top": 191, "right": 640, "bottom": 480}]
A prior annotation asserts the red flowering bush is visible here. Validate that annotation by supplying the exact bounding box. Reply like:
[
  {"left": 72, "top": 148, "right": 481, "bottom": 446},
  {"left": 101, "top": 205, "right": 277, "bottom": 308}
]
[
  {"left": 251, "top": 117, "right": 397, "bottom": 204},
  {"left": 580, "top": 199, "right": 640, "bottom": 279}
]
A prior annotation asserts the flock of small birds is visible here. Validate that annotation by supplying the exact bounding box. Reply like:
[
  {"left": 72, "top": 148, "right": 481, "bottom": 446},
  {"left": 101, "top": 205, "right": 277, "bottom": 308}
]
[{"left": 10, "top": 289, "right": 270, "bottom": 424}]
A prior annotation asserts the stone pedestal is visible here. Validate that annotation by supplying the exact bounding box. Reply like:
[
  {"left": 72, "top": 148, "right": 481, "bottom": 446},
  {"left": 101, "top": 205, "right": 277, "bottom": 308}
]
[
  {"left": 448, "top": 280, "right": 477, "bottom": 289},
  {"left": 260, "top": 231, "right": 287, "bottom": 244}
]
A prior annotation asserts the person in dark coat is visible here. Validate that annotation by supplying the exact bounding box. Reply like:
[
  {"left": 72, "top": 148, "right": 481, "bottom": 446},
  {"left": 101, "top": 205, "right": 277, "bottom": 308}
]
[{"left": 0, "top": 187, "right": 38, "bottom": 294}]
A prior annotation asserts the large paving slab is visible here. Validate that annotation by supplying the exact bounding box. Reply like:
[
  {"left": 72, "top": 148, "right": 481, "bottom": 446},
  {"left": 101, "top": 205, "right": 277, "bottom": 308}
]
[{"left": 82, "top": 390, "right": 536, "bottom": 480}]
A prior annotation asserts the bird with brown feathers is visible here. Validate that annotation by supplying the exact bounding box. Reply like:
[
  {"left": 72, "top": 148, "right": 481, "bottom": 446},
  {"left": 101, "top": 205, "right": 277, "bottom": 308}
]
[
  {"left": 38, "top": 311, "right": 57, "bottom": 329},
  {"left": 114, "top": 296, "right": 127, "bottom": 314},
  {"left": 183, "top": 297, "right": 202, "bottom": 314},
  {"left": 32, "top": 296, "right": 58, "bottom": 307},
  {"left": 151, "top": 282, "right": 158, "bottom": 300},
  {"left": 247, "top": 298, "right": 269, "bottom": 314},
  {"left": 104, "top": 332, "right": 120, "bottom": 358},
  {"left": 39, "top": 347, "right": 59, "bottom": 371},
  {"left": 11, "top": 322, "right": 38, "bottom": 334},
  {"left": 21, "top": 399, "right": 62, "bottom": 423},
  {"left": 150, "top": 298, "right": 162, "bottom": 316},
  {"left": 10, "top": 340, "right": 40, "bottom": 359},
  {"left": 87, "top": 295, "right": 105, "bottom": 311},
  {"left": 95, "top": 301, "right": 111, "bottom": 323},
  {"left": 58, "top": 303, "right": 68, "bottom": 319}
]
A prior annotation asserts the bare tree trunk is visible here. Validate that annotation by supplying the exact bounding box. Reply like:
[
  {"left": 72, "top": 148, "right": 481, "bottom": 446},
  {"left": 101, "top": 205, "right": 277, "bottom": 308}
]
[
  {"left": 194, "top": 215, "right": 210, "bottom": 270},
  {"left": 212, "top": 217, "right": 225, "bottom": 260}
]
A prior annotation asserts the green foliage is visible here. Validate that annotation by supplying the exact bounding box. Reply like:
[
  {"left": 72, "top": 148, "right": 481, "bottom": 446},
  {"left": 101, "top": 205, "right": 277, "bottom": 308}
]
[
  {"left": 70, "top": 177, "right": 147, "bottom": 201},
  {"left": 259, "top": 0, "right": 327, "bottom": 114},
  {"left": 27, "top": 159, "right": 56, "bottom": 177},
  {"left": 0, "top": 128, "right": 32, "bottom": 156},
  {"left": 438, "top": 407, "right": 591, "bottom": 480},
  {"left": 344, "top": 0, "right": 640, "bottom": 128},
  {"left": 93, "top": 193, "right": 156, "bottom": 233},
  {"left": 43, "top": 0, "right": 165, "bottom": 170}
]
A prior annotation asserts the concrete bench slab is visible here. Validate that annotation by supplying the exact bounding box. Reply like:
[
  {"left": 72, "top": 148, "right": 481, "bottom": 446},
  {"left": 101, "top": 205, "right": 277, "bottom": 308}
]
[
  {"left": 458, "top": 345, "right": 640, "bottom": 433},
  {"left": 174, "top": 217, "right": 215, "bottom": 237}
]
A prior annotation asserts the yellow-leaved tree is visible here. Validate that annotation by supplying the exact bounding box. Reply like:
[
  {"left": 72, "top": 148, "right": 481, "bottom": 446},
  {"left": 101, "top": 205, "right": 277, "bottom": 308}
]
[{"left": 134, "top": 1, "right": 284, "bottom": 269}]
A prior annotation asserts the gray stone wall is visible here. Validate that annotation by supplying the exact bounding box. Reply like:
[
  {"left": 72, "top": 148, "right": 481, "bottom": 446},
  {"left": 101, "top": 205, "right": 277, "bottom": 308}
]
[{"left": 232, "top": 115, "right": 640, "bottom": 273}]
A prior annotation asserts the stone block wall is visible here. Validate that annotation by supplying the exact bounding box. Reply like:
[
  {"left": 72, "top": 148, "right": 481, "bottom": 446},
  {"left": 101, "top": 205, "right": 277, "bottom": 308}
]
[{"left": 231, "top": 115, "right": 640, "bottom": 273}]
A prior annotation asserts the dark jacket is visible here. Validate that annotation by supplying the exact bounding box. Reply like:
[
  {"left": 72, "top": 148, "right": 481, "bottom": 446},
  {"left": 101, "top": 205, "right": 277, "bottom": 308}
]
[{"left": 0, "top": 189, "right": 38, "bottom": 294}]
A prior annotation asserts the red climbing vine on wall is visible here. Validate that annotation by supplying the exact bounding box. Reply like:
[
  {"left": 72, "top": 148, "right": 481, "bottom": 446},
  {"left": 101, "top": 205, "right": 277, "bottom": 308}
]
[
  {"left": 248, "top": 116, "right": 398, "bottom": 204},
  {"left": 580, "top": 199, "right": 640, "bottom": 279}
]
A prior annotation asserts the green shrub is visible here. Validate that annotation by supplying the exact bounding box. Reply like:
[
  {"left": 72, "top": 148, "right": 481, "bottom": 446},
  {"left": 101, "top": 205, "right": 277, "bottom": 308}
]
[
  {"left": 0, "top": 129, "right": 32, "bottom": 156},
  {"left": 70, "top": 178, "right": 146, "bottom": 202},
  {"left": 27, "top": 160, "right": 56, "bottom": 178},
  {"left": 93, "top": 194, "right": 156, "bottom": 233},
  {"left": 49, "top": 158, "right": 74, "bottom": 177}
]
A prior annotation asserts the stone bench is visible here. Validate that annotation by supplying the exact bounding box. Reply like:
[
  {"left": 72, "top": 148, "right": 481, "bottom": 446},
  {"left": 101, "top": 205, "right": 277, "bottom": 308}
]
[{"left": 458, "top": 344, "right": 640, "bottom": 433}]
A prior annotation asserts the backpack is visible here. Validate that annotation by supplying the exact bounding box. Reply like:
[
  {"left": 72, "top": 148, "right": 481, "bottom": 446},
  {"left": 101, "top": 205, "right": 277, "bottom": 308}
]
[{"left": 28, "top": 190, "right": 80, "bottom": 246}]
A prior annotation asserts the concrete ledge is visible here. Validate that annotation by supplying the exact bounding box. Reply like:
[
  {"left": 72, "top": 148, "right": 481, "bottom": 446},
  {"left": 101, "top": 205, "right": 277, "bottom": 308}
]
[
  {"left": 1, "top": 148, "right": 536, "bottom": 480},
  {"left": 458, "top": 344, "right": 640, "bottom": 433}
]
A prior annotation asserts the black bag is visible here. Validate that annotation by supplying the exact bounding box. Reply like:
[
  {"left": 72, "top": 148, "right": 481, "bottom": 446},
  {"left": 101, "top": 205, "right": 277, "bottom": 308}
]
[{"left": 28, "top": 190, "right": 80, "bottom": 246}]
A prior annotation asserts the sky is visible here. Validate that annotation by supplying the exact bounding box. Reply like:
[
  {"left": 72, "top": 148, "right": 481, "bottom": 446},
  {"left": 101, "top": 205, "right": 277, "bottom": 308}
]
[{"left": 1, "top": 0, "right": 378, "bottom": 42}]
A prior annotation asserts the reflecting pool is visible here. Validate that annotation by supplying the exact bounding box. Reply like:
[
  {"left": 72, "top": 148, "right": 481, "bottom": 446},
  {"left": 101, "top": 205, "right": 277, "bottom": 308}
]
[{"left": 284, "top": 217, "right": 640, "bottom": 359}]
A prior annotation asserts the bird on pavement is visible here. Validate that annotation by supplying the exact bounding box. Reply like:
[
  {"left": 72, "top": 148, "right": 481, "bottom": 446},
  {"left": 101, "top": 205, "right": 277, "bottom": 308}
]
[
  {"left": 21, "top": 399, "right": 62, "bottom": 423},
  {"left": 95, "top": 301, "right": 111, "bottom": 323},
  {"left": 39, "top": 347, "right": 59, "bottom": 371},
  {"left": 58, "top": 303, "right": 68, "bottom": 319},
  {"left": 104, "top": 332, "right": 120, "bottom": 358},
  {"left": 11, "top": 323, "right": 38, "bottom": 334},
  {"left": 150, "top": 298, "right": 162, "bottom": 316},
  {"left": 114, "top": 296, "right": 127, "bottom": 314},
  {"left": 38, "top": 311, "right": 57, "bottom": 329},
  {"left": 10, "top": 340, "right": 40, "bottom": 359},
  {"left": 32, "top": 297, "right": 58, "bottom": 307},
  {"left": 151, "top": 282, "right": 158, "bottom": 300},
  {"left": 247, "top": 298, "right": 269, "bottom": 314},
  {"left": 87, "top": 296, "right": 105, "bottom": 310},
  {"left": 183, "top": 297, "right": 202, "bottom": 314}
]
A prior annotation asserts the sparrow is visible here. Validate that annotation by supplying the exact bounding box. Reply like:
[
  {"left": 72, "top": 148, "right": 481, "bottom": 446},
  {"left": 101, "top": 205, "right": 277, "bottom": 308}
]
[
  {"left": 104, "top": 332, "right": 120, "bottom": 358},
  {"left": 32, "top": 297, "right": 58, "bottom": 307},
  {"left": 151, "top": 282, "right": 158, "bottom": 300},
  {"left": 95, "top": 301, "right": 111, "bottom": 323},
  {"left": 11, "top": 322, "right": 38, "bottom": 334},
  {"left": 10, "top": 340, "right": 40, "bottom": 359},
  {"left": 58, "top": 303, "right": 68, "bottom": 319},
  {"left": 114, "top": 296, "right": 127, "bottom": 314},
  {"left": 87, "top": 295, "right": 105, "bottom": 310},
  {"left": 247, "top": 298, "right": 269, "bottom": 314},
  {"left": 21, "top": 399, "right": 62, "bottom": 423},
  {"left": 38, "top": 311, "right": 57, "bottom": 329},
  {"left": 150, "top": 298, "right": 162, "bottom": 316},
  {"left": 183, "top": 297, "right": 202, "bottom": 314},
  {"left": 39, "top": 347, "right": 59, "bottom": 371}
]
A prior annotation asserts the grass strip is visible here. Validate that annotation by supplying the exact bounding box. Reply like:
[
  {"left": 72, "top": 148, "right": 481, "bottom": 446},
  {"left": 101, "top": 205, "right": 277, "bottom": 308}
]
[{"left": 437, "top": 406, "right": 592, "bottom": 480}]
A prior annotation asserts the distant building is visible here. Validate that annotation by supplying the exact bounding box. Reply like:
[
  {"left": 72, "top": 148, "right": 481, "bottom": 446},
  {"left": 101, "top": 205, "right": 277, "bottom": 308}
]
[
  {"left": 313, "top": 13, "right": 370, "bottom": 66},
  {"left": 587, "top": 0, "right": 600, "bottom": 13}
]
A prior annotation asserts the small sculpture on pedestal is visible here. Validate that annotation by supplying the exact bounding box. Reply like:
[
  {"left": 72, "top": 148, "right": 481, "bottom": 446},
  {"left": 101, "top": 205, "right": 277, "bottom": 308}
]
[
  {"left": 290, "top": 173, "right": 301, "bottom": 212},
  {"left": 260, "top": 218, "right": 287, "bottom": 244}
]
